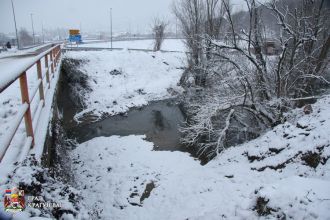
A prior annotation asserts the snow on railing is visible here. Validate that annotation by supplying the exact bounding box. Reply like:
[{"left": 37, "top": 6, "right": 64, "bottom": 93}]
[{"left": 0, "top": 44, "right": 62, "bottom": 162}]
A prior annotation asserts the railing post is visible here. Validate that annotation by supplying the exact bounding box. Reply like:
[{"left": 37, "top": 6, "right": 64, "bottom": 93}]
[
  {"left": 54, "top": 47, "right": 57, "bottom": 66},
  {"left": 45, "top": 54, "right": 50, "bottom": 89},
  {"left": 59, "top": 46, "right": 61, "bottom": 61},
  {"left": 50, "top": 51, "right": 54, "bottom": 77},
  {"left": 19, "top": 72, "right": 35, "bottom": 146},
  {"left": 56, "top": 47, "right": 60, "bottom": 64},
  {"left": 55, "top": 47, "right": 58, "bottom": 63},
  {"left": 36, "top": 60, "right": 45, "bottom": 106},
  {"left": 53, "top": 48, "right": 57, "bottom": 70}
]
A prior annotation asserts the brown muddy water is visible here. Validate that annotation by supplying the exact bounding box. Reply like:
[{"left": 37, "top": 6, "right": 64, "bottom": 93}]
[
  {"left": 55, "top": 59, "right": 190, "bottom": 152},
  {"left": 43, "top": 61, "right": 200, "bottom": 180},
  {"left": 68, "top": 100, "right": 187, "bottom": 151}
]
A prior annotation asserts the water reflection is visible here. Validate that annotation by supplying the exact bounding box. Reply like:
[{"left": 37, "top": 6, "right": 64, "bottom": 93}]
[{"left": 68, "top": 100, "right": 186, "bottom": 151}]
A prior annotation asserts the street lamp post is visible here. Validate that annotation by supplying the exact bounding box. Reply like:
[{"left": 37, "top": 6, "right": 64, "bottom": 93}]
[
  {"left": 42, "top": 23, "right": 45, "bottom": 44},
  {"left": 175, "top": 18, "right": 178, "bottom": 38},
  {"left": 30, "top": 13, "right": 35, "bottom": 45},
  {"left": 110, "top": 8, "right": 113, "bottom": 49},
  {"left": 10, "top": 0, "right": 19, "bottom": 49}
]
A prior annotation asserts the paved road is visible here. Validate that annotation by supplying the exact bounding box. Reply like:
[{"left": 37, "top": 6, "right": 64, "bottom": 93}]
[
  {"left": 0, "top": 44, "right": 56, "bottom": 92},
  {"left": 0, "top": 44, "right": 53, "bottom": 59}
]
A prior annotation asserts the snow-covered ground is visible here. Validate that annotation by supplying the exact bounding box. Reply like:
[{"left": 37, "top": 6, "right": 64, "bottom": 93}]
[
  {"left": 70, "top": 95, "right": 330, "bottom": 220},
  {"left": 1, "top": 40, "right": 329, "bottom": 220},
  {"left": 70, "top": 39, "right": 186, "bottom": 52},
  {"left": 64, "top": 50, "right": 186, "bottom": 122},
  {"left": 3, "top": 94, "right": 329, "bottom": 219}
]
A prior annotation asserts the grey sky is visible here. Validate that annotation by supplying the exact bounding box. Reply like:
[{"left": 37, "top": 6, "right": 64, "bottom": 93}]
[{"left": 0, "top": 0, "right": 246, "bottom": 35}]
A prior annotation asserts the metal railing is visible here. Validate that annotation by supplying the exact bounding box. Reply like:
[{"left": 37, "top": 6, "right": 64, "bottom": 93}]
[
  {"left": 63, "top": 46, "right": 187, "bottom": 54},
  {"left": 0, "top": 44, "right": 61, "bottom": 162}
]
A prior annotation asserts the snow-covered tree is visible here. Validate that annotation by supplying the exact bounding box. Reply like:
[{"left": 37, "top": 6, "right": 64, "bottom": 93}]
[
  {"left": 19, "top": 28, "right": 33, "bottom": 47},
  {"left": 152, "top": 17, "right": 168, "bottom": 51},
  {"left": 172, "top": 0, "right": 206, "bottom": 67},
  {"left": 176, "top": 0, "right": 330, "bottom": 160}
]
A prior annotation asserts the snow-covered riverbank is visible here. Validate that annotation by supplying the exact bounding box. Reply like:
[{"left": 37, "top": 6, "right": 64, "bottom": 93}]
[
  {"left": 64, "top": 50, "right": 185, "bottom": 122},
  {"left": 70, "top": 94, "right": 330, "bottom": 219}
]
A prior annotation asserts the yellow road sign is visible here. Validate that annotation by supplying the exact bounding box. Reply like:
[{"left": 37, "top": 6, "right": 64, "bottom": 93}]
[{"left": 69, "top": 29, "right": 80, "bottom": 35}]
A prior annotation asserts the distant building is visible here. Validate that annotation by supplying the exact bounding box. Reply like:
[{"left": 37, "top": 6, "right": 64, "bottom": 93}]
[{"left": 249, "top": 39, "right": 282, "bottom": 56}]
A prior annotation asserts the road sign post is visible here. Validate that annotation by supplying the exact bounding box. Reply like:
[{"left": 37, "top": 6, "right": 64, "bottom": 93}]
[{"left": 69, "top": 29, "right": 82, "bottom": 45}]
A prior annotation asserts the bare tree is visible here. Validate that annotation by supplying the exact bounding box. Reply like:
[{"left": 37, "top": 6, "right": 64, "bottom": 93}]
[
  {"left": 204, "top": 0, "right": 224, "bottom": 59},
  {"left": 152, "top": 18, "right": 168, "bottom": 51},
  {"left": 267, "top": 0, "right": 330, "bottom": 99},
  {"left": 178, "top": 0, "right": 329, "bottom": 160},
  {"left": 0, "top": 33, "right": 10, "bottom": 46},
  {"left": 19, "top": 28, "right": 33, "bottom": 47},
  {"left": 172, "top": 0, "right": 205, "bottom": 67}
]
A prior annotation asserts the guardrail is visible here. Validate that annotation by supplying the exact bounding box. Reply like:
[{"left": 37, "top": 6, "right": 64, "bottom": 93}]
[
  {"left": 75, "top": 37, "right": 185, "bottom": 44},
  {"left": 0, "top": 44, "right": 61, "bottom": 162},
  {"left": 62, "top": 46, "right": 187, "bottom": 54}
]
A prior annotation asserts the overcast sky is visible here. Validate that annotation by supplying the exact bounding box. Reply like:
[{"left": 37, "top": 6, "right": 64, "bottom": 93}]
[{"left": 0, "top": 0, "right": 246, "bottom": 35}]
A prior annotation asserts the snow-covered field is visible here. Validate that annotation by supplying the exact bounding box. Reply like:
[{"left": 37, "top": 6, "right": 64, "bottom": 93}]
[
  {"left": 64, "top": 50, "right": 186, "bottom": 121},
  {"left": 71, "top": 94, "right": 330, "bottom": 220},
  {"left": 70, "top": 39, "right": 186, "bottom": 52}
]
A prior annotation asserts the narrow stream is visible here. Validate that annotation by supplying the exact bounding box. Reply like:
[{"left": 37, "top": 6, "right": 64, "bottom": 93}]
[
  {"left": 43, "top": 61, "right": 198, "bottom": 181},
  {"left": 54, "top": 59, "right": 190, "bottom": 153},
  {"left": 68, "top": 100, "right": 186, "bottom": 151}
]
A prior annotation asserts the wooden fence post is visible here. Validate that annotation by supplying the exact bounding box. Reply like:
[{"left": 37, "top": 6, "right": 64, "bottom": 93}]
[
  {"left": 50, "top": 51, "right": 54, "bottom": 77},
  {"left": 45, "top": 54, "right": 50, "bottom": 89},
  {"left": 19, "top": 72, "right": 35, "bottom": 146},
  {"left": 36, "top": 60, "right": 45, "bottom": 106},
  {"left": 54, "top": 47, "right": 57, "bottom": 68},
  {"left": 57, "top": 46, "right": 60, "bottom": 62}
]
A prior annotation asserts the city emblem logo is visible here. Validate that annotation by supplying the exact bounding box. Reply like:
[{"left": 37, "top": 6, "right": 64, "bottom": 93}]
[{"left": 4, "top": 187, "right": 25, "bottom": 213}]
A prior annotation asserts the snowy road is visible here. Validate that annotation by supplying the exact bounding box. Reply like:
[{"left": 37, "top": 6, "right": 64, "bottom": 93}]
[{"left": 0, "top": 44, "right": 53, "bottom": 59}]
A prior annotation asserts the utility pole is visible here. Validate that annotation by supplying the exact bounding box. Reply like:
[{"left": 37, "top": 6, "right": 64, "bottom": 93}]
[
  {"left": 11, "top": 0, "right": 19, "bottom": 49},
  {"left": 42, "top": 23, "right": 45, "bottom": 44},
  {"left": 110, "top": 8, "right": 113, "bottom": 49},
  {"left": 57, "top": 28, "right": 60, "bottom": 41},
  {"left": 30, "top": 13, "right": 35, "bottom": 45},
  {"left": 175, "top": 18, "right": 178, "bottom": 38},
  {"left": 129, "top": 21, "right": 132, "bottom": 40}
]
